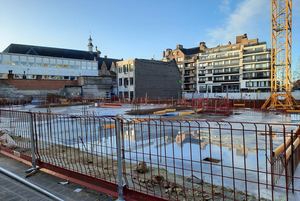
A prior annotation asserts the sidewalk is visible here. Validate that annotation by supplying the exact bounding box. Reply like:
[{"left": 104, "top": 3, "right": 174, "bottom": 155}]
[{"left": 0, "top": 152, "right": 117, "bottom": 201}]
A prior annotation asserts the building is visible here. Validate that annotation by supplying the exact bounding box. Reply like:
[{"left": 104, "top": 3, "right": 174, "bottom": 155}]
[
  {"left": 0, "top": 36, "right": 120, "bottom": 99},
  {"left": 116, "top": 59, "right": 182, "bottom": 100},
  {"left": 163, "top": 34, "right": 271, "bottom": 94}
]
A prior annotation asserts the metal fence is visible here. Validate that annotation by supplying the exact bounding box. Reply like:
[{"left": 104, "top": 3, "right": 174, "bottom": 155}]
[{"left": 0, "top": 109, "right": 300, "bottom": 200}]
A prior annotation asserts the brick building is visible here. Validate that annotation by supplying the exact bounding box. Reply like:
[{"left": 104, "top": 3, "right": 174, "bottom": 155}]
[
  {"left": 117, "top": 59, "right": 182, "bottom": 100},
  {"left": 163, "top": 34, "right": 271, "bottom": 94}
]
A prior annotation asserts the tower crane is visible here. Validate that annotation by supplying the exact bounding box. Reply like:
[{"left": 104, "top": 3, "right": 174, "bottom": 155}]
[{"left": 262, "top": 0, "right": 299, "bottom": 110}]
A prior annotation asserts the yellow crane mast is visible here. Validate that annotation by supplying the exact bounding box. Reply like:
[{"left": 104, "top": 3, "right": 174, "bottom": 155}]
[{"left": 262, "top": 0, "right": 299, "bottom": 110}]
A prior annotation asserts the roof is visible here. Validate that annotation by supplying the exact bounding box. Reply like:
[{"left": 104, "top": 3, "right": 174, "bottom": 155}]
[
  {"left": 96, "top": 57, "right": 120, "bottom": 71},
  {"left": 3, "top": 43, "right": 121, "bottom": 70},
  {"left": 179, "top": 47, "right": 200, "bottom": 55},
  {"left": 3, "top": 44, "right": 97, "bottom": 60}
]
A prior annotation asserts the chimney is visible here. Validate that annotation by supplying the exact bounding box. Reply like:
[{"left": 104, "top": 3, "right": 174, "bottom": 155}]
[
  {"left": 177, "top": 44, "right": 183, "bottom": 49},
  {"left": 104, "top": 55, "right": 107, "bottom": 58},
  {"left": 228, "top": 41, "right": 231, "bottom": 45},
  {"left": 199, "top": 42, "right": 206, "bottom": 50},
  {"left": 166, "top": 49, "right": 172, "bottom": 56},
  {"left": 163, "top": 51, "right": 166, "bottom": 58}
]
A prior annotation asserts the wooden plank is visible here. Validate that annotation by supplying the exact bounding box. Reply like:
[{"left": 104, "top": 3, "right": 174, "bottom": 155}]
[
  {"left": 165, "top": 109, "right": 176, "bottom": 112},
  {"left": 153, "top": 110, "right": 166, "bottom": 114},
  {"left": 287, "top": 110, "right": 300, "bottom": 113},
  {"left": 234, "top": 104, "right": 245, "bottom": 107}
]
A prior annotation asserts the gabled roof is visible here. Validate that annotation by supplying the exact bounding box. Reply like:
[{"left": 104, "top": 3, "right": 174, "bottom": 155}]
[
  {"left": 96, "top": 57, "right": 120, "bottom": 71},
  {"left": 179, "top": 47, "right": 200, "bottom": 55},
  {"left": 3, "top": 43, "right": 121, "bottom": 70}
]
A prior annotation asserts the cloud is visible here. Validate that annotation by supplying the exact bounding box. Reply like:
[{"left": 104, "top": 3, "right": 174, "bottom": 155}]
[
  {"left": 206, "top": 0, "right": 269, "bottom": 47},
  {"left": 218, "top": 0, "right": 231, "bottom": 14}
]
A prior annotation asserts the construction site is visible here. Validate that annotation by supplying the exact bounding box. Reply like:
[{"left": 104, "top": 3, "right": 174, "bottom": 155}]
[{"left": 1, "top": 0, "right": 300, "bottom": 201}]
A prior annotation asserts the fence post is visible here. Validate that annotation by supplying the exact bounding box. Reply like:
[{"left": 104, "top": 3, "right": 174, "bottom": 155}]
[
  {"left": 27, "top": 112, "right": 37, "bottom": 172},
  {"left": 116, "top": 115, "right": 125, "bottom": 201},
  {"left": 291, "top": 129, "right": 294, "bottom": 193}
]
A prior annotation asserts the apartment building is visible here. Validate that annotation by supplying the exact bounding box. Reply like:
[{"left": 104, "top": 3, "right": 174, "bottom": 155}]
[
  {"left": 117, "top": 59, "right": 181, "bottom": 100},
  {"left": 163, "top": 34, "right": 271, "bottom": 93}
]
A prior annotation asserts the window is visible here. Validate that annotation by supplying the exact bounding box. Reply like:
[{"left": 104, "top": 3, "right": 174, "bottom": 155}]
[
  {"left": 244, "top": 64, "right": 252, "bottom": 69},
  {"left": 231, "top": 59, "right": 239, "bottom": 64},
  {"left": 207, "top": 70, "right": 212, "bottom": 74},
  {"left": 234, "top": 52, "right": 239, "bottom": 56},
  {"left": 208, "top": 77, "right": 212, "bottom": 81},
  {"left": 199, "top": 70, "right": 205, "bottom": 75},
  {"left": 249, "top": 42, "right": 254, "bottom": 45},
  {"left": 199, "top": 77, "right": 206, "bottom": 82},
  {"left": 198, "top": 63, "right": 207, "bottom": 67},
  {"left": 177, "top": 51, "right": 179, "bottom": 55},
  {"left": 57, "top": 76, "right": 63, "bottom": 80},
  {"left": 255, "top": 63, "right": 268, "bottom": 69},
  {"left": 64, "top": 76, "right": 69, "bottom": 80},
  {"left": 102, "top": 69, "right": 105, "bottom": 74},
  {"left": 220, "top": 47, "right": 227, "bottom": 51},
  {"left": 255, "top": 47, "right": 263, "bottom": 51},
  {"left": 186, "top": 63, "right": 191, "bottom": 67},
  {"left": 224, "top": 68, "right": 230, "bottom": 72},
  {"left": 216, "top": 54, "right": 225, "bottom": 58},
  {"left": 214, "top": 69, "right": 223, "bottom": 74},
  {"left": 224, "top": 60, "right": 229, "bottom": 64},
  {"left": 123, "top": 65, "right": 128, "bottom": 73},
  {"left": 172, "top": 52, "right": 175, "bottom": 56},
  {"left": 130, "top": 77, "right": 133, "bottom": 85},
  {"left": 214, "top": 61, "right": 223, "bottom": 66},
  {"left": 209, "top": 56, "right": 214, "bottom": 59},
  {"left": 213, "top": 49, "right": 219, "bottom": 52},
  {"left": 224, "top": 76, "right": 229, "bottom": 80},
  {"left": 63, "top": 65, "right": 69, "bottom": 69},
  {"left": 244, "top": 56, "right": 252, "bottom": 61},
  {"left": 255, "top": 55, "right": 267, "bottom": 60},
  {"left": 119, "top": 67, "right": 122, "bottom": 73},
  {"left": 177, "top": 57, "right": 183, "bottom": 62},
  {"left": 232, "top": 46, "right": 237, "bottom": 50},
  {"left": 51, "top": 76, "right": 56, "bottom": 79},
  {"left": 130, "top": 64, "right": 134, "bottom": 71},
  {"left": 199, "top": 56, "right": 208, "bottom": 60},
  {"left": 228, "top": 53, "right": 233, "bottom": 57},
  {"left": 124, "top": 78, "right": 128, "bottom": 86},
  {"left": 214, "top": 77, "right": 223, "bottom": 81},
  {"left": 231, "top": 75, "right": 239, "bottom": 80},
  {"left": 178, "top": 64, "right": 183, "bottom": 68},
  {"left": 119, "top": 78, "right": 122, "bottom": 86},
  {"left": 231, "top": 67, "right": 239, "bottom": 72},
  {"left": 3, "top": 55, "right": 10, "bottom": 65},
  {"left": 57, "top": 64, "right": 62, "bottom": 68}
]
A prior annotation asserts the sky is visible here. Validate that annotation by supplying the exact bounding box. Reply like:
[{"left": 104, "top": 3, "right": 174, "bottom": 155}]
[{"left": 1, "top": 0, "right": 300, "bottom": 72}]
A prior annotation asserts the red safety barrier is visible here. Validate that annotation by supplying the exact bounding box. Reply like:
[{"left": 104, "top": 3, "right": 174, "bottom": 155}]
[{"left": 1, "top": 109, "right": 300, "bottom": 200}]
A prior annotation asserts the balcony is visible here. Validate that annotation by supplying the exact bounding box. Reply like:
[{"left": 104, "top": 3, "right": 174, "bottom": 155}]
[
  {"left": 184, "top": 59, "right": 196, "bottom": 63},
  {"left": 184, "top": 73, "right": 195, "bottom": 77},
  {"left": 198, "top": 81, "right": 205, "bottom": 83},
  {"left": 198, "top": 73, "right": 205, "bottom": 76},
  {"left": 243, "top": 66, "right": 271, "bottom": 71},
  {"left": 198, "top": 54, "right": 239, "bottom": 62},
  {"left": 244, "top": 41, "right": 266, "bottom": 47},
  {"left": 212, "top": 63, "right": 240, "bottom": 68},
  {"left": 213, "top": 70, "right": 239, "bottom": 75},
  {"left": 184, "top": 80, "right": 195, "bottom": 83},
  {"left": 243, "top": 76, "right": 271, "bottom": 80},
  {"left": 214, "top": 79, "right": 239, "bottom": 83},
  {"left": 243, "top": 58, "right": 271, "bottom": 63},
  {"left": 243, "top": 48, "right": 271, "bottom": 55}
]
